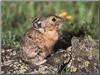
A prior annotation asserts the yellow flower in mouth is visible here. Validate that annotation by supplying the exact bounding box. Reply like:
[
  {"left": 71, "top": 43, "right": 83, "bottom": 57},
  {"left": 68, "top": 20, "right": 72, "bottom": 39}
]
[
  {"left": 58, "top": 12, "right": 67, "bottom": 17},
  {"left": 58, "top": 11, "right": 74, "bottom": 22},
  {"left": 66, "top": 15, "right": 73, "bottom": 21}
]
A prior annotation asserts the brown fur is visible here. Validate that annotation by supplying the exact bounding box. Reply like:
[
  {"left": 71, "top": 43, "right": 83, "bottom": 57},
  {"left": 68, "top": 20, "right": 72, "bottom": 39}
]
[{"left": 20, "top": 16, "right": 64, "bottom": 65}]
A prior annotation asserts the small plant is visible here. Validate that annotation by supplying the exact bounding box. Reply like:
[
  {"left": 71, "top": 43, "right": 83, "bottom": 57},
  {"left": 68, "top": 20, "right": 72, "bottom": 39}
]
[{"left": 2, "top": 31, "right": 20, "bottom": 49}]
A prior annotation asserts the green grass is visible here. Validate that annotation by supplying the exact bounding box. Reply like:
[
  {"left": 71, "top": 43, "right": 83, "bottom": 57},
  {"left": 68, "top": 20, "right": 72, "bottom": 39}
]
[{"left": 1, "top": 1, "right": 99, "bottom": 49}]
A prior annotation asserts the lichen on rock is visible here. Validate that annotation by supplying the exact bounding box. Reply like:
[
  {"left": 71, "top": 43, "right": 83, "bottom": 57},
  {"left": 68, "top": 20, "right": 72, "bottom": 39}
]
[
  {"left": 1, "top": 35, "right": 99, "bottom": 74},
  {"left": 66, "top": 35, "right": 99, "bottom": 73}
]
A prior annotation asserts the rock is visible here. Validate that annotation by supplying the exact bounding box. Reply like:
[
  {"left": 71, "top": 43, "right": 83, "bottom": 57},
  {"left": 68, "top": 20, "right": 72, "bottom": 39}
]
[
  {"left": 12, "top": 51, "right": 16, "bottom": 55},
  {"left": 47, "top": 49, "right": 71, "bottom": 67},
  {"left": 3, "top": 60, "right": 12, "bottom": 66},
  {"left": 1, "top": 35, "right": 99, "bottom": 74},
  {"left": 66, "top": 35, "right": 99, "bottom": 73}
]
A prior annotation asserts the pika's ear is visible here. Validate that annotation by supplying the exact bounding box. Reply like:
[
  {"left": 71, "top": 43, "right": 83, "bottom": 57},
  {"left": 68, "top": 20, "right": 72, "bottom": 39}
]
[
  {"left": 32, "top": 18, "right": 42, "bottom": 29},
  {"left": 32, "top": 17, "right": 39, "bottom": 23}
]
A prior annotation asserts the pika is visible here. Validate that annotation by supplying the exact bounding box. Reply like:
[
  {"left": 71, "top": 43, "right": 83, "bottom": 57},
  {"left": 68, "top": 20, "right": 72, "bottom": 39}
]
[{"left": 20, "top": 16, "right": 65, "bottom": 65}]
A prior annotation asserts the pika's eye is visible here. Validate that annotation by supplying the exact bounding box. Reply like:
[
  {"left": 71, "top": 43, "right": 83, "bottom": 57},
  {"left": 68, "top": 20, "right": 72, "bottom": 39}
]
[
  {"left": 33, "top": 21, "right": 42, "bottom": 29},
  {"left": 52, "top": 17, "right": 56, "bottom": 22},
  {"left": 37, "top": 21, "right": 42, "bottom": 28}
]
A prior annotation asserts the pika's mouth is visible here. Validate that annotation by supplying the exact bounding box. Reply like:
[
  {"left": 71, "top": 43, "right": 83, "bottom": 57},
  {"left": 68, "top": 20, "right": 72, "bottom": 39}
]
[
  {"left": 58, "top": 23, "right": 63, "bottom": 29},
  {"left": 58, "top": 17, "right": 66, "bottom": 29}
]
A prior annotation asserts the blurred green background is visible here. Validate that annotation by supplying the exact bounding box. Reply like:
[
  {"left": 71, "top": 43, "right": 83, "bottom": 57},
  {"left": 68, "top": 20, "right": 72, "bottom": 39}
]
[{"left": 1, "top": 1, "right": 99, "bottom": 49}]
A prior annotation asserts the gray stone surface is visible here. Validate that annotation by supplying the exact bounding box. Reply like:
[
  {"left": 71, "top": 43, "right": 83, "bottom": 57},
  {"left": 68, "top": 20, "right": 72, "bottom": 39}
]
[{"left": 1, "top": 35, "right": 99, "bottom": 74}]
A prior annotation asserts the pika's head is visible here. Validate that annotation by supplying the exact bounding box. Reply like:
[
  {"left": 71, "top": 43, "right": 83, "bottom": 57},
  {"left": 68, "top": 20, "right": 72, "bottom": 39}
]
[
  {"left": 32, "top": 15, "right": 65, "bottom": 33},
  {"left": 43, "top": 16, "right": 65, "bottom": 31}
]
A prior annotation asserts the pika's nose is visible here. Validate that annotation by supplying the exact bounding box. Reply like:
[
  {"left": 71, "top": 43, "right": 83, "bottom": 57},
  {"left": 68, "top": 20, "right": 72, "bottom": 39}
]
[{"left": 60, "top": 17, "right": 66, "bottom": 23}]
